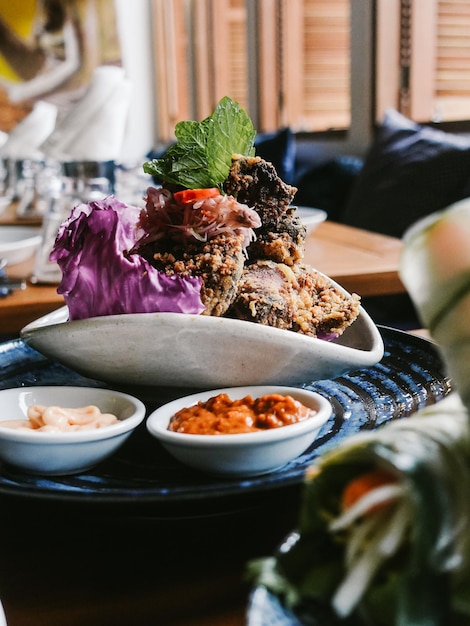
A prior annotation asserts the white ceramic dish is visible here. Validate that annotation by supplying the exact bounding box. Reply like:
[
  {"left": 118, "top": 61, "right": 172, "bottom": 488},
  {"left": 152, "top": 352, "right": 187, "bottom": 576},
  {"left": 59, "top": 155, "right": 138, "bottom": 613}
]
[
  {"left": 146, "top": 385, "right": 332, "bottom": 476},
  {"left": 0, "top": 226, "right": 42, "bottom": 266},
  {"left": 295, "top": 206, "right": 328, "bottom": 234},
  {"left": 0, "top": 386, "right": 146, "bottom": 475},
  {"left": 21, "top": 300, "right": 384, "bottom": 389}
]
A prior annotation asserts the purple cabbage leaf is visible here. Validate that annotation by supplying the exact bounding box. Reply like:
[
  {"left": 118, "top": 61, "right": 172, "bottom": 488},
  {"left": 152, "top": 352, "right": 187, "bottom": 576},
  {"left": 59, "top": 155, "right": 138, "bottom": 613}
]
[{"left": 50, "top": 196, "right": 204, "bottom": 320}]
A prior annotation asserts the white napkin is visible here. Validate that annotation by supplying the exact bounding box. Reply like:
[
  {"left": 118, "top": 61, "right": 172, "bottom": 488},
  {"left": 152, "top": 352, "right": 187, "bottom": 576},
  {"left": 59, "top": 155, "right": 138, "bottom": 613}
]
[
  {"left": 0, "top": 101, "right": 58, "bottom": 160},
  {"left": 41, "top": 65, "right": 132, "bottom": 162}
]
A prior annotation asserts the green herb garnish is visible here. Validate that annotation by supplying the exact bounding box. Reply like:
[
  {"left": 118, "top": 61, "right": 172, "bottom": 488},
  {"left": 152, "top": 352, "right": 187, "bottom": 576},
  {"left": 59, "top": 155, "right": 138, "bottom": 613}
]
[{"left": 143, "top": 96, "right": 256, "bottom": 190}]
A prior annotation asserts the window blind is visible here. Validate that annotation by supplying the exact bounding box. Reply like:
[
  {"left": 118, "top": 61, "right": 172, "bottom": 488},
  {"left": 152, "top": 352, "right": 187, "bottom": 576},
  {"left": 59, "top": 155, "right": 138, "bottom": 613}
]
[
  {"left": 435, "top": 0, "right": 470, "bottom": 120},
  {"left": 150, "top": 0, "right": 351, "bottom": 140}
]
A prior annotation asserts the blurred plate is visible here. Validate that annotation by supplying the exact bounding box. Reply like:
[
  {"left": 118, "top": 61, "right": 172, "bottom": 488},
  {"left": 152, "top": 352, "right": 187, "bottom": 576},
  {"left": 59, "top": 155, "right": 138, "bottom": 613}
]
[
  {"left": 21, "top": 300, "right": 384, "bottom": 389},
  {"left": 295, "top": 206, "right": 328, "bottom": 234},
  {"left": 0, "top": 226, "right": 41, "bottom": 266}
]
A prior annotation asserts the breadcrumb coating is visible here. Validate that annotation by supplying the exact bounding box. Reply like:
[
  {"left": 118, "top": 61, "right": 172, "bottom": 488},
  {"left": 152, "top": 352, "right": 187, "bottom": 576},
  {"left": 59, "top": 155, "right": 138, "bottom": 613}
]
[
  {"left": 226, "top": 260, "right": 361, "bottom": 338},
  {"left": 139, "top": 232, "right": 246, "bottom": 317},
  {"left": 247, "top": 207, "right": 307, "bottom": 266},
  {"left": 224, "top": 155, "right": 297, "bottom": 224}
]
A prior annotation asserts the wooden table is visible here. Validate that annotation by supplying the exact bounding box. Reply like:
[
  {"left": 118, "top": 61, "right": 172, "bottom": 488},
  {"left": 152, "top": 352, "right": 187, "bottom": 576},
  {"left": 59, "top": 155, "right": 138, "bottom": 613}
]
[
  {"left": 0, "top": 257, "right": 64, "bottom": 335},
  {"left": 304, "top": 220, "right": 404, "bottom": 297},
  {"left": 0, "top": 201, "right": 42, "bottom": 227},
  {"left": 1, "top": 215, "right": 405, "bottom": 336}
]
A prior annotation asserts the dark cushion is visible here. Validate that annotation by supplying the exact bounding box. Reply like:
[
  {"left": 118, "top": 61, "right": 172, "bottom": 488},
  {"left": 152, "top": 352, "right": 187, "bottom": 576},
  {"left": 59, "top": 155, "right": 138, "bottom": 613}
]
[
  {"left": 293, "top": 155, "right": 363, "bottom": 221},
  {"left": 340, "top": 109, "right": 470, "bottom": 238},
  {"left": 254, "top": 127, "right": 297, "bottom": 185}
]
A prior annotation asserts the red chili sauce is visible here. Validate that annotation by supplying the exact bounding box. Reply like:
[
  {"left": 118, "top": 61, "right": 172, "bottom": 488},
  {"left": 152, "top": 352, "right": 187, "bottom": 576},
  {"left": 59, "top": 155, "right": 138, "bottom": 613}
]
[{"left": 168, "top": 392, "right": 315, "bottom": 435}]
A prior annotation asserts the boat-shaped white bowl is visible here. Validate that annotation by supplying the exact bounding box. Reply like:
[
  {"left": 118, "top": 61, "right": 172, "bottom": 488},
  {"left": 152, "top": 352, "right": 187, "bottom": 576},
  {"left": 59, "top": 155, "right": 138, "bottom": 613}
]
[{"left": 21, "top": 302, "right": 384, "bottom": 389}]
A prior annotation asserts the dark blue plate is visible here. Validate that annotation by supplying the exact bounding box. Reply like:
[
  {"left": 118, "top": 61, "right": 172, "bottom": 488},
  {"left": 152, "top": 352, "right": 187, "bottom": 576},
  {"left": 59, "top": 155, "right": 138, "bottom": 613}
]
[{"left": 0, "top": 327, "right": 451, "bottom": 512}]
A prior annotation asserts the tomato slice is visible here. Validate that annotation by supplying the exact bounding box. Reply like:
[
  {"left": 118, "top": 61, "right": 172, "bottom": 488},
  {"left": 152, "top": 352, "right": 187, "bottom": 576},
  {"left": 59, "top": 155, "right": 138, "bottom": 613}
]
[
  {"left": 173, "top": 188, "right": 220, "bottom": 205},
  {"left": 341, "top": 468, "right": 397, "bottom": 513}
]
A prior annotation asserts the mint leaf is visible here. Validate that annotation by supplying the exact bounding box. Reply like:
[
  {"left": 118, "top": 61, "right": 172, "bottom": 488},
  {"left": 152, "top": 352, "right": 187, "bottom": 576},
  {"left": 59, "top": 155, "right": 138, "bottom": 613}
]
[
  {"left": 144, "top": 120, "right": 213, "bottom": 188},
  {"left": 143, "top": 97, "right": 255, "bottom": 189},
  {"left": 206, "top": 96, "right": 256, "bottom": 183}
]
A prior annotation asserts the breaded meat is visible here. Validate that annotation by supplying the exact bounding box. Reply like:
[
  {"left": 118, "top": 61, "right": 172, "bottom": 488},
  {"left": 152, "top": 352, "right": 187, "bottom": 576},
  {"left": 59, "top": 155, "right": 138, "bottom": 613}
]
[
  {"left": 224, "top": 155, "right": 297, "bottom": 224},
  {"left": 132, "top": 187, "right": 261, "bottom": 316},
  {"left": 139, "top": 232, "right": 246, "bottom": 317},
  {"left": 225, "top": 260, "right": 361, "bottom": 338},
  {"left": 247, "top": 207, "right": 306, "bottom": 266}
]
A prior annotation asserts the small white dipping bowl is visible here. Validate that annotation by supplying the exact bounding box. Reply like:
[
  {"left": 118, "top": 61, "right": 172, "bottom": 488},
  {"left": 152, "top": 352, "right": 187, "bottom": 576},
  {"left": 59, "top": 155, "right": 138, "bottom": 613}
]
[
  {"left": 0, "top": 226, "right": 42, "bottom": 266},
  {"left": 0, "top": 386, "right": 146, "bottom": 475},
  {"left": 146, "top": 385, "right": 332, "bottom": 477}
]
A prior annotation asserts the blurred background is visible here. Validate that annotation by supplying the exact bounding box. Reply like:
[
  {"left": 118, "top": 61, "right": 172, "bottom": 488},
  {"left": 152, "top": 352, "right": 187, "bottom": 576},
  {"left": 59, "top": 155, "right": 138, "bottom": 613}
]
[{"left": 1, "top": 0, "right": 470, "bottom": 164}]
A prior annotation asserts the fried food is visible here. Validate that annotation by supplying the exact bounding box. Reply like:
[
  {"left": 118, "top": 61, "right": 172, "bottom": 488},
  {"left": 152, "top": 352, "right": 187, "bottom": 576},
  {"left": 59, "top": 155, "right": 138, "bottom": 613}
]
[
  {"left": 138, "top": 232, "right": 246, "bottom": 316},
  {"left": 247, "top": 207, "right": 306, "bottom": 266},
  {"left": 133, "top": 186, "right": 261, "bottom": 316},
  {"left": 134, "top": 157, "right": 361, "bottom": 334},
  {"left": 224, "top": 156, "right": 305, "bottom": 265},
  {"left": 226, "top": 260, "right": 361, "bottom": 338},
  {"left": 224, "top": 155, "right": 297, "bottom": 224}
]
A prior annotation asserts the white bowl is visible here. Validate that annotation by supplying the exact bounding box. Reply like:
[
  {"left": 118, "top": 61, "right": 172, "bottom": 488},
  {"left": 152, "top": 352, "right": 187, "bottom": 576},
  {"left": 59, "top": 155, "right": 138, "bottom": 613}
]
[
  {"left": 21, "top": 301, "right": 384, "bottom": 389},
  {"left": 0, "top": 386, "right": 146, "bottom": 475},
  {"left": 146, "top": 385, "right": 332, "bottom": 476},
  {"left": 295, "top": 206, "right": 328, "bottom": 234},
  {"left": 0, "top": 226, "right": 42, "bottom": 266}
]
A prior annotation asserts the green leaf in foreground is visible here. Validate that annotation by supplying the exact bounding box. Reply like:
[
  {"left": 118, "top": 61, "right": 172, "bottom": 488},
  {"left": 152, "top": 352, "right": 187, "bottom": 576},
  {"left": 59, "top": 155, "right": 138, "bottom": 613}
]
[{"left": 143, "top": 96, "right": 256, "bottom": 189}]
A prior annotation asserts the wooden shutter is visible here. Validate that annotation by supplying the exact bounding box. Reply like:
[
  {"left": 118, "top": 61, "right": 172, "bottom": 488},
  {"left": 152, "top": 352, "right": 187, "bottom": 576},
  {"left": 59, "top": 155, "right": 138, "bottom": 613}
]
[
  {"left": 258, "top": 0, "right": 350, "bottom": 132},
  {"left": 151, "top": 0, "right": 351, "bottom": 140},
  {"left": 151, "top": 0, "right": 191, "bottom": 140},
  {"left": 151, "top": 0, "right": 249, "bottom": 140},
  {"left": 434, "top": 0, "right": 470, "bottom": 120},
  {"left": 203, "top": 0, "right": 248, "bottom": 114},
  {"left": 377, "top": 0, "right": 470, "bottom": 124},
  {"left": 301, "top": 0, "right": 350, "bottom": 130}
]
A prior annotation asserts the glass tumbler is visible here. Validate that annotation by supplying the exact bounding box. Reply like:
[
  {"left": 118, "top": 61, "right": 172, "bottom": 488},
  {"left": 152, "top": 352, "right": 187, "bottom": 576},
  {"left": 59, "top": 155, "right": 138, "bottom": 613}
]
[
  {"left": 0, "top": 158, "right": 22, "bottom": 211},
  {"left": 32, "top": 160, "right": 115, "bottom": 284}
]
